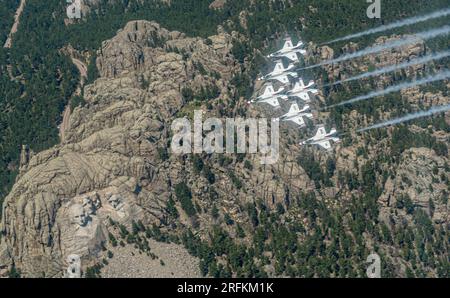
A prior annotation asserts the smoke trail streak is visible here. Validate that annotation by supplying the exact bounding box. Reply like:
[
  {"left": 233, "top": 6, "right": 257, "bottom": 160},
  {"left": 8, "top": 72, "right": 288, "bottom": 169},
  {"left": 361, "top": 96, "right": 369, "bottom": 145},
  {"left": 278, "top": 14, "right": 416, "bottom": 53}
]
[
  {"left": 300, "top": 26, "right": 450, "bottom": 70},
  {"left": 357, "top": 104, "right": 450, "bottom": 132},
  {"left": 327, "top": 70, "right": 450, "bottom": 108},
  {"left": 325, "top": 50, "right": 450, "bottom": 87},
  {"left": 325, "top": 8, "right": 450, "bottom": 44}
]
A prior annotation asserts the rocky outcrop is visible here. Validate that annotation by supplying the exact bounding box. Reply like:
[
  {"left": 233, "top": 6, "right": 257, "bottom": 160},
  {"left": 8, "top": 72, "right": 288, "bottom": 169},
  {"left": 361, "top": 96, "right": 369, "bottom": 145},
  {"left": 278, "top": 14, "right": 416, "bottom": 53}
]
[
  {"left": 0, "top": 20, "right": 236, "bottom": 277},
  {"left": 209, "top": 0, "right": 227, "bottom": 10},
  {"left": 379, "top": 147, "right": 449, "bottom": 224},
  {"left": 0, "top": 20, "right": 311, "bottom": 277}
]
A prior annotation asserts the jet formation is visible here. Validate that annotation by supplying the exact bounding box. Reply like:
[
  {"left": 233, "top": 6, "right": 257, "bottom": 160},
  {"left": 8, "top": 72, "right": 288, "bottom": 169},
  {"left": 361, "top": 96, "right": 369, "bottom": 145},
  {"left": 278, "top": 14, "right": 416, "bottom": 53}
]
[{"left": 251, "top": 36, "right": 340, "bottom": 150}]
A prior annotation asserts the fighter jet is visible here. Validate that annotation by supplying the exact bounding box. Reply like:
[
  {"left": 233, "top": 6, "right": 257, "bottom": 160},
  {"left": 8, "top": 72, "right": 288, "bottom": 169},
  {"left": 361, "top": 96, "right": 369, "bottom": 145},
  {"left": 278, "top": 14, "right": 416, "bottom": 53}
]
[
  {"left": 267, "top": 37, "right": 306, "bottom": 60},
  {"left": 273, "top": 103, "right": 313, "bottom": 127},
  {"left": 287, "top": 78, "right": 319, "bottom": 102},
  {"left": 256, "top": 84, "right": 285, "bottom": 100},
  {"left": 249, "top": 84, "right": 287, "bottom": 108},
  {"left": 288, "top": 78, "right": 318, "bottom": 95},
  {"left": 300, "top": 125, "right": 340, "bottom": 150},
  {"left": 258, "top": 60, "right": 297, "bottom": 83},
  {"left": 291, "top": 78, "right": 316, "bottom": 92}
]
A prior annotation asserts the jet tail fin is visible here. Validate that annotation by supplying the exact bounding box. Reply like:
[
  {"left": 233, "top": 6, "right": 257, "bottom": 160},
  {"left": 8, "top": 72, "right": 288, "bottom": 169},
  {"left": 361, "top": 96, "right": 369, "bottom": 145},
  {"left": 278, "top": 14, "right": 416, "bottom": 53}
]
[
  {"left": 289, "top": 103, "right": 300, "bottom": 114},
  {"left": 273, "top": 61, "right": 284, "bottom": 72},
  {"left": 263, "top": 84, "right": 274, "bottom": 96},
  {"left": 283, "top": 38, "right": 293, "bottom": 50},
  {"left": 290, "top": 116, "right": 306, "bottom": 127},
  {"left": 317, "top": 140, "right": 332, "bottom": 150},
  {"left": 314, "top": 126, "right": 327, "bottom": 139}
]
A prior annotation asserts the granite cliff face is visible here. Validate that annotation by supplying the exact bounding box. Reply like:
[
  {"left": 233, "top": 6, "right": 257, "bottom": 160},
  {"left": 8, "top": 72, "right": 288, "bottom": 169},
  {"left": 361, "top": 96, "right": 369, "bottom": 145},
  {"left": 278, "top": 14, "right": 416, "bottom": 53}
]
[
  {"left": 0, "top": 20, "right": 234, "bottom": 276},
  {"left": 0, "top": 20, "right": 312, "bottom": 277}
]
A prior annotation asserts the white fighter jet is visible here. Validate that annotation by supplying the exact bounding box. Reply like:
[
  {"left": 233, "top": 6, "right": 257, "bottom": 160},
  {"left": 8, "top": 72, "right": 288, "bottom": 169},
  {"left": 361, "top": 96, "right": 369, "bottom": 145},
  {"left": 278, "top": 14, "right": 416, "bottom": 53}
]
[
  {"left": 287, "top": 78, "right": 319, "bottom": 102},
  {"left": 257, "top": 84, "right": 285, "bottom": 100},
  {"left": 273, "top": 103, "right": 313, "bottom": 127},
  {"left": 258, "top": 60, "right": 298, "bottom": 83},
  {"left": 288, "top": 78, "right": 318, "bottom": 94},
  {"left": 291, "top": 78, "right": 317, "bottom": 92},
  {"left": 250, "top": 84, "right": 287, "bottom": 108},
  {"left": 267, "top": 37, "right": 306, "bottom": 61},
  {"left": 300, "top": 125, "right": 340, "bottom": 150}
]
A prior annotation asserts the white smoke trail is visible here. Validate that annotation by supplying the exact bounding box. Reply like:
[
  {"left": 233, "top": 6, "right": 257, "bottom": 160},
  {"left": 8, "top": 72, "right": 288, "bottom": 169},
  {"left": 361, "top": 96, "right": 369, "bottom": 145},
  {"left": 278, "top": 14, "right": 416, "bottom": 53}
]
[
  {"left": 326, "top": 8, "right": 450, "bottom": 44},
  {"left": 325, "top": 50, "right": 450, "bottom": 87},
  {"left": 357, "top": 103, "right": 450, "bottom": 132},
  {"left": 327, "top": 70, "right": 450, "bottom": 108},
  {"left": 301, "top": 26, "right": 450, "bottom": 70}
]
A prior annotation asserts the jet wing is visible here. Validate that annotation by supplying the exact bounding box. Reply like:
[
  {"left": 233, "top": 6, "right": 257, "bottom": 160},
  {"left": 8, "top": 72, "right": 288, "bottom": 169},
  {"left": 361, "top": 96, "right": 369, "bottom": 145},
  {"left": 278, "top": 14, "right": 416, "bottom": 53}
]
[
  {"left": 282, "top": 52, "right": 299, "bottom": 62},
  {"left": 272, "top": 75, "right": 291, "bottom": 84},
  {"left": 287, "top": 116, "right": 306, "bottom": 127},
  {"left": 316, "top": 140, "right": 332, "bottom": 150},
  {"left": 290, "top": 92, "right": 311, "bottom": 102},
  {"left": 314, "top": 126, "right": 327, "bottom": 140},
  {"left": 257, "top": 97, "right": 280, "bottom": 108}
]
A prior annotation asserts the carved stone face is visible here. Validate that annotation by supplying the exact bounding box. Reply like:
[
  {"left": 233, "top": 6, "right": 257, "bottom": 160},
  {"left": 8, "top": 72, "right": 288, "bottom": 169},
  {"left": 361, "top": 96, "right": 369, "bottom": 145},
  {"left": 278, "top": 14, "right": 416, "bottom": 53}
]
[
  {"left": 107, "top": 194, "right": 123, "bottom": 210},
  {"left": 82, "top": 193, "right": 102, "bottom": 215},
  {"left": 67, "top": 254, "right": 80, "bottom": 265},
  {"left": 82, "top": 197, "right": 94, "bottom": 215},
  {"left": 66, "top": 254, "right": 81, "bottom": 278},
  {"left": 92, "top": 194, "right": 102, "bottom": 209},
  {"left": 70, "top": 204, "right": 88, "bottom": 227}
]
